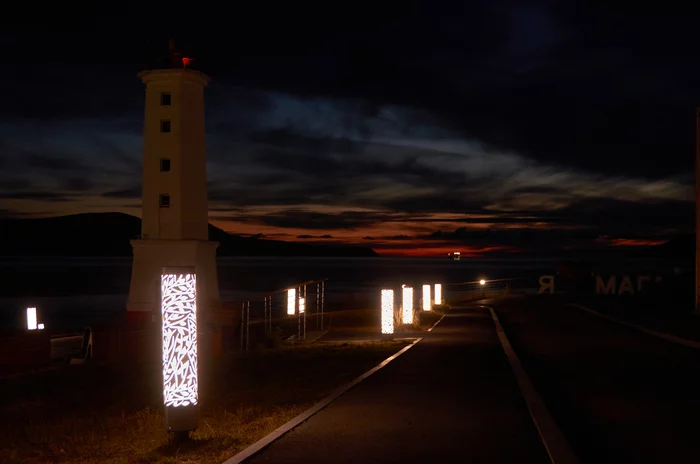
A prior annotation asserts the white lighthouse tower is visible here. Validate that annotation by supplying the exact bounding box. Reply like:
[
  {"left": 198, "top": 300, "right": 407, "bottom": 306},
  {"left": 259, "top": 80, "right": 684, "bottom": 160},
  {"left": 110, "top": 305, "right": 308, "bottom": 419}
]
[{"left": 127, "top": 44, "right": 220, "bottom": 324}]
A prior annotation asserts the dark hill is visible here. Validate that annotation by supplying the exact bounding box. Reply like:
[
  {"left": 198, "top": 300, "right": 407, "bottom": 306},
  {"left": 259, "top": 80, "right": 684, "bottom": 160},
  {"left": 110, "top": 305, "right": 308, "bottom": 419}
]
[{"left": 0, "top": 213, "right": 378, "bottom": 257}]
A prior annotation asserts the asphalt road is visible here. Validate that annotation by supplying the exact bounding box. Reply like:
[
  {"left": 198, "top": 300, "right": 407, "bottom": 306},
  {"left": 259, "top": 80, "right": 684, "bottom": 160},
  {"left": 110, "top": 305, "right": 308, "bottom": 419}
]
[
  {"left": 492, "top": 296, "right": 700, "bottom": 463},
  {"left": 247, "top": 306, "right": 549, "bottom": 463}
]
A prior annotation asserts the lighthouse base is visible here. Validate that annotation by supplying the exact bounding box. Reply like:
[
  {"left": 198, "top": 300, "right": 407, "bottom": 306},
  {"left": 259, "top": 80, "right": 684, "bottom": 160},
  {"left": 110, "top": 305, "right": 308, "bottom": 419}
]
[{"left": 126, "top": 239, "right": 220, "bottom": 325}]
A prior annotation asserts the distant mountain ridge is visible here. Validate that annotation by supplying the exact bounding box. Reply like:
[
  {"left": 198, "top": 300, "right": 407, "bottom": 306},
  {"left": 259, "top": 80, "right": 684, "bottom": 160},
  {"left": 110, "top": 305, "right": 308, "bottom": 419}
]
[{"left": 0, "top": 213, "right": 378, "bottom": 257}]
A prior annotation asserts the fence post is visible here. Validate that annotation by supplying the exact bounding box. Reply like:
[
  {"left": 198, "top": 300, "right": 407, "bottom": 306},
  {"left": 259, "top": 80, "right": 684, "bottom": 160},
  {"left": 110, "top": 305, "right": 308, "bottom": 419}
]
[
  {"left": 240, "top": 302, "right": 245, "bottom": 352},
  {"left": 303, "top": 284, "right": 307, "bottom": 341},
  {"left": 245, "top": 301, "right": 250, "bottom": 352},
  {"left": 321, "top": 280, "right": 325, "bottom": 330},
  {"left": 316, "top": 282, "right": 320, "bottom": 330}
]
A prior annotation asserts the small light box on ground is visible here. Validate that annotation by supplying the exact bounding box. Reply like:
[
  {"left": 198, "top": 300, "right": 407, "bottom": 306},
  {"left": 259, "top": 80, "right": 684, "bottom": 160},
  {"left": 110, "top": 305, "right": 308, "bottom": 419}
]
[
  {"left": 402, "top": 285, "right": 413, "bottom": 324},
  {"left": 434, "top": 284, "right": 442, "bottom": 305},
  {"left": 299, "top": 297, "right": 305, "bottom": 314},
  {"left": 161, "top": 269, "right": 198, "bottom": 432},
  {"left": 381, "top": 289, "right": 394, "bottom": 334},
  {"left": 26, "top": 307, "right": 37, "bottom": 330},
  {"left": 37, "top": 323, "right": 45, "bottom": 330},
  {"left": 287, "top": 289, "right": 296, "bottom": 315},
  {"left": 422, "top": 284, "right": 431, "bottom": 311}
]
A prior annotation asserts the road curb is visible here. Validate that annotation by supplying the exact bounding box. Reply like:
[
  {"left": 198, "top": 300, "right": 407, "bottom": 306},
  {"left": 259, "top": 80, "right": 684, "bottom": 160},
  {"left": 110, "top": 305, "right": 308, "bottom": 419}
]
[
  {"left": 569, "top": 303, "right": 700, "bottom": 350},
  {"left": 221, "top": 337, "right": 423, "bottom": 464},
  {"left": 486, "top": 306, "right": 579, "bottom": 464},
  {"left": 427, "top": 314, "right": 446, "bottom": 332}
]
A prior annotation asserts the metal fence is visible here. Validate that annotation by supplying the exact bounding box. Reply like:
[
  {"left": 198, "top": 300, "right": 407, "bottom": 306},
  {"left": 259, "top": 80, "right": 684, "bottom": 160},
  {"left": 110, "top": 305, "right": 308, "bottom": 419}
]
[{"left": 238, "top": 278, "right": 327, "bottom": 352}]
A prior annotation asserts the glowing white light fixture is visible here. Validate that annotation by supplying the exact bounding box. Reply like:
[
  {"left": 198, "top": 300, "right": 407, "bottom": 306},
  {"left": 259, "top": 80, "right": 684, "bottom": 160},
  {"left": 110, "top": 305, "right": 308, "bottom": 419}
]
[
  {"left": 26, "top": 307, "right": 37, "bottom": 330},
  {"left": 287, "top": 288, "right": 296, "bottom": 315},
  {"left": 480, "top": 279, "right": 486, "bottom": 286},
  {"left": 161, "top": 270, "right": 198, "bottom": 432},
  {"left": 37, "top": 323, "right": 45, "bottom": 330},
  {"left": 299, "top": 297, "right": 305, "bottom": 314},
  {"left": 381, "top": 289, "right": 394, "bottom": 334},
  {"left": 422, "top": 284, "right": 431, "bottom": 311},
  {"left": 434, "top": 284, "right": 442, "bottom": 305},
  {"left": 402, "top": 285, "right": 413, "bottom": 324}
]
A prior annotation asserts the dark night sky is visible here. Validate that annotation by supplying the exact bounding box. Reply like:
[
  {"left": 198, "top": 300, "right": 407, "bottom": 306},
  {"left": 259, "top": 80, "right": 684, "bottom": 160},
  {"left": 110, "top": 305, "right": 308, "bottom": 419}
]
[{"left": 0, "top": 2, "right": 697, "bottom": 256}]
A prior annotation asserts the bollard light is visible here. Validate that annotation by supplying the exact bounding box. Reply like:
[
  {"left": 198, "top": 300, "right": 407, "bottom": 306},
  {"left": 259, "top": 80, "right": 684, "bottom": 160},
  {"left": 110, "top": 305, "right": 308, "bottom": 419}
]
[
  {"left": 287, "top": 288, "right": 296, "bottom": 315},
  {"left": 422, "top": 284, "right": 431, "bottom": 311},
  {"left": 402, "top": 285, "right": 414, "bottom": 324},
  {"left": 299, "top": 297, "right": 305, "bottom": 314},
  {"left": 161, "top": 270, "right": 198, "bottom": 432},
  {"left": 434, "top": 284, "right": 442, "bottom": 305},
  {"left": 381, "top": 289, "right": 394, "bottom": 334},
  {"left": 26, "top": 307, "right": 37, "bottom": 330}
]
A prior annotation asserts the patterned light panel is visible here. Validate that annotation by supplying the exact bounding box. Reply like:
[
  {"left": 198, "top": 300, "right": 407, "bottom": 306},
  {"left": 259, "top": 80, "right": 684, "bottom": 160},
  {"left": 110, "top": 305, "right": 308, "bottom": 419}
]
[{"left": 161, "top": 273, "right": 198, "bottom": 408}]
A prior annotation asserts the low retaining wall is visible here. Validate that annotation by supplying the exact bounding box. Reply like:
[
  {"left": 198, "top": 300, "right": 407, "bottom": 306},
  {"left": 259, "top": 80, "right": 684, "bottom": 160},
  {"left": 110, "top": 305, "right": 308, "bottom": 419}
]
[{"left": 0, "top": 330, "right": 51, "bottom": 370}]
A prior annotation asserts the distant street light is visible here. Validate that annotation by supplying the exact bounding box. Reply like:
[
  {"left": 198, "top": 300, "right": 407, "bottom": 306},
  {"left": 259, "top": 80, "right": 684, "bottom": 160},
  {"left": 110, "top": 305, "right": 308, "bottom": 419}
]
[
  {"left": 402, "top": 285, "right": 414, "bottom": 324},
  {"left": 422, "top": 284, "right": 431, "bottom": 311},
  {"left": 26, "top": 307, "right": 37, "bottom": 331},
  {"left": 287, "top": 288, "right": 296, "bottom": 315},
  {"left": 381, "top": 289, "right": 394, "bottom": 335},
  {"left": 480, "top": 279, "right": 486, "bottom": 286}
]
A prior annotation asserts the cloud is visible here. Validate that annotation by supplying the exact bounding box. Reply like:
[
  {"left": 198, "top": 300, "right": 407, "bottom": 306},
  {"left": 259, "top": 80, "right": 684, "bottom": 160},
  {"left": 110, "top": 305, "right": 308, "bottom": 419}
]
[
  {"left": 62, "top": 178, "right": 95, "bottom": 192},
  {"left": 101, "top": 185, "right": 142, "bottom": 199},
  {"left": 0, "top": 179, "right": 32, "bottom": 190},
  {"left": 26, "top": 153, "right": 92, "bottom": 173},
  {"left": 234, "top": 210, "right": 396, "bottom": 230},
  {"left": 0, "top": 191, "right": 71, "bottom": 202}
]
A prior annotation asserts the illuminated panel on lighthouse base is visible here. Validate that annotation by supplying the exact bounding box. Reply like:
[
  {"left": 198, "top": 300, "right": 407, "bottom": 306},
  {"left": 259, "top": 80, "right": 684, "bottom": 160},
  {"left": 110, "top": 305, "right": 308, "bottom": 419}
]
[{"left": 161, "top": 269, "right": 198, "bottom": 432}]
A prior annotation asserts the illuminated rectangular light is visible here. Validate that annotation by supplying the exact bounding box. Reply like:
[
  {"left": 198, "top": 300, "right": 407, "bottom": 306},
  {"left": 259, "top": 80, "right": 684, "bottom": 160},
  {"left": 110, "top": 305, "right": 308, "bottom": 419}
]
[
  {"left": 402, "top": 285, "right": 413, "bottom": 324},
  {"left": 26, "top": 307, "right": 37, "bottom": 330},
  {"left": 434, "top": 284, "right": 442, "bottom": 305},
  {"left": 287, "top": 289, "right": 296, "bottom": 315},
  {"left": 422, "top": 284, "right": 431, "bottom": 311},
  {"left": 37, "top": 323, "right": 45, "bottom": 330},
  {"left": 161, "top": 273, "right": 198, "bottom": 408},
  {"left": 381, "top": 289, "right": 394, "bottom": 334},
  {"left": 299, "top": 297, "right": 305, "bottom": 314}
]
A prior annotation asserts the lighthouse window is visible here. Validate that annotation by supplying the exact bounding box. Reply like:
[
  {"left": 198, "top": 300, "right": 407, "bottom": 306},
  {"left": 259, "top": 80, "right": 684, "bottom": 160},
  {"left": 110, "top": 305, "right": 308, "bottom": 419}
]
[
  {"left": 159, "top": 194, "right": 170, "bottom": 208},
  {"left": 160, "top": 92, "right": 171, "bottom": 106},
  {"left": 160, "top": 119, "right": 171, "bottom": 133},
  {"left": 160, "top": 158, "right": 171, "bottom": 172}
]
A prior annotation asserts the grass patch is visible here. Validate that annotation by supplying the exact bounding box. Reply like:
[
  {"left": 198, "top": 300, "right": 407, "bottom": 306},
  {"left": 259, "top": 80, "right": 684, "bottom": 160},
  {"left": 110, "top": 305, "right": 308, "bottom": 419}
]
[{"left": 0, "top": 340, "right": 408, "bottom": 464}]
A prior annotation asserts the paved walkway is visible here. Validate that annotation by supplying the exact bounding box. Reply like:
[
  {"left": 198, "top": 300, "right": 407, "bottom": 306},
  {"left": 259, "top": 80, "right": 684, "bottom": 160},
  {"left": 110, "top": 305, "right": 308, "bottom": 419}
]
[{"left": 247, "top": 306, "right": 549, "bottom": 463}]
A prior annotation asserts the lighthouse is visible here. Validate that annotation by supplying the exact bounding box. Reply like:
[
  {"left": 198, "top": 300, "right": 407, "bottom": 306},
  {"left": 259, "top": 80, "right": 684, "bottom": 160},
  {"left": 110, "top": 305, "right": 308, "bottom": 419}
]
[{"left": 127, "top": 44, "right": 220, "bottom": 325}]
